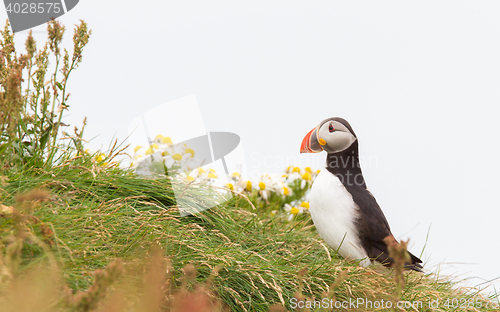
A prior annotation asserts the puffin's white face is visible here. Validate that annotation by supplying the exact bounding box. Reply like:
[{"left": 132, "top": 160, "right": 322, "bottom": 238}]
[{"left": 300, "top": 117, "right": 357, "bottom": 154}]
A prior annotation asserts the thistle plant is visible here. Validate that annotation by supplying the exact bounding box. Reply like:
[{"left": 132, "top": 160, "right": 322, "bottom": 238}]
[{"left": 0, "top": 19, "right": 91, "bottom": 170}]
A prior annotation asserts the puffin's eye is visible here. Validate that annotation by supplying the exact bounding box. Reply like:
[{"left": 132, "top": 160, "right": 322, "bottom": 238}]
[{"left": 329, "top": 124, "right": 335, "bottom": 133}]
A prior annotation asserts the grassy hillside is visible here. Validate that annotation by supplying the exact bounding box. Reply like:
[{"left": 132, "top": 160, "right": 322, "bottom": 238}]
[{"left": 1, "top": 157, "right": 499, "bottom": 311}]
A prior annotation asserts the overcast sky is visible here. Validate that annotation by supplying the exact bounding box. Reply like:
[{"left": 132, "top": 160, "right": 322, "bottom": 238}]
[{"left": 3, "top": 1, "right": 500, "bottom": 293}]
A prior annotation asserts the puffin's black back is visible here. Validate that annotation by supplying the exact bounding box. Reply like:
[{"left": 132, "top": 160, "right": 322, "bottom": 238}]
[{"left": 325, "top": 137, "right": 423, "bottom": 271}]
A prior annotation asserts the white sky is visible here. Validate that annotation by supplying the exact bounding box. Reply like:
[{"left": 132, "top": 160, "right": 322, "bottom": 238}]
[{"left": 3, "top": 1, "right": 500, "bottom": 294}]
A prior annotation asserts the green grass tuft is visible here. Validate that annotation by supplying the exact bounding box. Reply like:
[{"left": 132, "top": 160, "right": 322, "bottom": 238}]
[{"left": 1, "top": 159, "right": 498, "bottom": 311}]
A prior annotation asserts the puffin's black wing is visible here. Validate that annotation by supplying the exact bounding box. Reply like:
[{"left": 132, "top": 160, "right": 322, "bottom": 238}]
[{"left": 347, "top": 185, "right": 423, "bottom": 271}]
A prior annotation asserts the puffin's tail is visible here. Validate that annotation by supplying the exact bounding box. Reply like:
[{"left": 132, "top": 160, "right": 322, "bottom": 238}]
[
  {"left": 372, "top": 240, "right": 424, "bottom": 272},
  {"left": 405, "top": 252, "right": 424, "bottom": 272},
  {"left": 379, "top": 236, "right": 424, "bottom": 272}
]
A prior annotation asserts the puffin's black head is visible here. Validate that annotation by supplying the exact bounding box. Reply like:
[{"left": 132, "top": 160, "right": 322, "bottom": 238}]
[{"left": 300, "top": 117, "right": 357, "bottom": 154}]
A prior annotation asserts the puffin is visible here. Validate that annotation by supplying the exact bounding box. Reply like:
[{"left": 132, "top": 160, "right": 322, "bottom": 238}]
[{"left": 300, "top": 117, "right": 423, "bottom": 272}]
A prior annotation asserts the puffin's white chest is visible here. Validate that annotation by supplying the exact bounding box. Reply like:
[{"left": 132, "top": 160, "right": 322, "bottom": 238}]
[{"left": 309, "top": 170, "right": 370, "bottom": 266}]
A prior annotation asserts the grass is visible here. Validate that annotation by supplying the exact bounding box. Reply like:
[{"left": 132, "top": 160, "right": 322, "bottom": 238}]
[{"left": 1, "top": 157, "right": 499, "bottom": 311}]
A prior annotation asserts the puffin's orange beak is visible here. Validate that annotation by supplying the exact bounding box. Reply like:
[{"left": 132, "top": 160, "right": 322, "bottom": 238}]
[{"left": 300, "top": 127, "right": 322, "bottom": 153}]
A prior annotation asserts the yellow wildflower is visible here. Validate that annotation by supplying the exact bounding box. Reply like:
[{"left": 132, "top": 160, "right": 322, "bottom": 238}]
[
  {"left": 258, "top": 181, "right": 266, "bottom": 190},
  {"left": 162, "top": 136, "right": 173, "bottom": 144},
  {"left": 284, "top": 203, "right": 304, "bottom": 221},
  {"left": 96, "top": 153, "right": 105, "bottom": 162}
]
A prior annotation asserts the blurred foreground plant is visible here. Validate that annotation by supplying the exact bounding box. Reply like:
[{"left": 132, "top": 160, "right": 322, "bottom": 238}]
[
  {"left": 0, "top": 19, "right": 91, "bottom": 170},
  {"left": 0, "top": 193, "right": 223, "bottom": 312}
]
